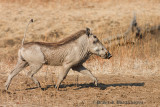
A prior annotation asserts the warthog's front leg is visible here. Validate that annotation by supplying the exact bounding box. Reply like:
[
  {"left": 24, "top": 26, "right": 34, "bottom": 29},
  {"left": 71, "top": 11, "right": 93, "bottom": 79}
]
[
  {"left": 72, "top": 65, "right": 98, "bottom": 86},
  {"left": 55, "top": 66, "right": 70, "bottom": 90}
]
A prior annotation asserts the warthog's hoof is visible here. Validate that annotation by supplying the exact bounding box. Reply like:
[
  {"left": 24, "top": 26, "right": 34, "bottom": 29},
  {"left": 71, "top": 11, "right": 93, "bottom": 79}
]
[
  {"left": 4, "top": 83, "right": 9, "bottom": 91},
  {"left": 94, "top": 80, "right": 98, "bottom": 86},
  {"left": 5, "top": 87, "right": 8, "bottom": 91},
  {"left": 55, "top": 85, "right": 60, "bottom": 91}
]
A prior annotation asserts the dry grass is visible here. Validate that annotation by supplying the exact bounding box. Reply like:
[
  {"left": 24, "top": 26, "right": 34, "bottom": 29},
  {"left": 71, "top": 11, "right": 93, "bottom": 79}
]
[{"left": 0, "top": 0, "right": 160, "bottom": 106}]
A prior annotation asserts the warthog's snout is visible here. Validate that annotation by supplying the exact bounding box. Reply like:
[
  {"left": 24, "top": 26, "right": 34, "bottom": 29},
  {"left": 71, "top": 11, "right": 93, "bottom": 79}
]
[
  {"left": 107, "top": 52, "right": 112, "bottom": 59},
  {"left": 102, "top": 52, "right": 112, "bottom": 59}
]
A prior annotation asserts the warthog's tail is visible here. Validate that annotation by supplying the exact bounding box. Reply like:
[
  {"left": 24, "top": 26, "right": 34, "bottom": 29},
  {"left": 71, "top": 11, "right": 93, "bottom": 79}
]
[{"left": 21, "top": 19, "right": 33, "bottom": 47}]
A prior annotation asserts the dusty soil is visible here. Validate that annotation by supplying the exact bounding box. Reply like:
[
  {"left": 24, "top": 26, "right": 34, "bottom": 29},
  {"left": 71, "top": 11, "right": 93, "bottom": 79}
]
[
  {"left": 0, "top": 0, "right": 160, "bottom": 107},
  {"left": 0, "top": 74, "right": 160, "bottom": 107}
]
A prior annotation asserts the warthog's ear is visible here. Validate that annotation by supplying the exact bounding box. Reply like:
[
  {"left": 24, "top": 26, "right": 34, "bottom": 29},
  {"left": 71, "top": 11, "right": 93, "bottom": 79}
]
[{"left": 86, "top": 28, "right": 90, "bottom": 36}]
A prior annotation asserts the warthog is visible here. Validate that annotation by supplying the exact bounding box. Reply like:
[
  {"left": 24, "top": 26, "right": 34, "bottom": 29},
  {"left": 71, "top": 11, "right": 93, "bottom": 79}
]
[{"left": 5, "top": 19, "right": 112, "bottom": 90}]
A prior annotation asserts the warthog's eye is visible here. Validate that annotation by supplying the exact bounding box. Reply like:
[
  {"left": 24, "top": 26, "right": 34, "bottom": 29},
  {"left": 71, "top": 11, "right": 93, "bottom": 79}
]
[
  {"left": 93, "top": 36, "right": 96, "bottom": 38},
  {"left": 93, "top": 41, "right": 97, "bottom": 44}
]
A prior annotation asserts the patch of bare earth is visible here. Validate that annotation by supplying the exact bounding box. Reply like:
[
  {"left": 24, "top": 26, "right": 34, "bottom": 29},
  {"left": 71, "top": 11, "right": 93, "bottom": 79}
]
[{"left": 0, "top": 74, "right": 160, "bottom": 106}]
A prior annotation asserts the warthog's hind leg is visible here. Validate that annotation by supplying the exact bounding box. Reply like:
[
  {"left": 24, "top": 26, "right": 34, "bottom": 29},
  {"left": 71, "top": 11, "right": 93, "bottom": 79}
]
[
  {"left": 5, "top": 59, "right": 28, "bottom": 90},
  {"left": 72, "top": 65, "right": 98, "bottom": 86},
  {"left": 27, "top": 64, "right": 43, "bottom": 88}
]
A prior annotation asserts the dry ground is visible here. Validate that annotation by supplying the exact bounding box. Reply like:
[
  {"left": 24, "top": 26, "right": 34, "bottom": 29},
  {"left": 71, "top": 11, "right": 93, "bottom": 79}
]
[
  {"left": 0, "top": 75, "right": 160, "bottom": 106},
  {"left": 0, "top": 0, "right": 160, "bottom": 106}
]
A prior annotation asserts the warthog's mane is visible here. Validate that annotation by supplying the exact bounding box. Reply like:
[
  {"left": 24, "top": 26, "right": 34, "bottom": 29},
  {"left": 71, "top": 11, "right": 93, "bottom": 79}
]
[{"left": 24, "top": 30, "right": 86, "bottom": 47}]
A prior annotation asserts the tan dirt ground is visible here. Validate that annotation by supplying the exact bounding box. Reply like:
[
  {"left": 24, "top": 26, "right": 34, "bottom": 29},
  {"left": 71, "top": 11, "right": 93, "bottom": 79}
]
[
  {"left": 0, "top": 74, "right": 160, "bottom": 107},
  {"left": 0, "top": 0, "right": 160, "bottom": 107}
]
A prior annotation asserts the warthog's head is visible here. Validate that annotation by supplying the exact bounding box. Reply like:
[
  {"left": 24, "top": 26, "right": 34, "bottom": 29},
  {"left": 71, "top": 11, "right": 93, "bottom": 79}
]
[{"left": 86, "top": 28, "right": 112, "bottom": 59}]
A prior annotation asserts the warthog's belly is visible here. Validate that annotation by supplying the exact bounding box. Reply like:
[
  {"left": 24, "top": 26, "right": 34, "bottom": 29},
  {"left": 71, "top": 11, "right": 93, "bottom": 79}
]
[
  {"left": 44, "top": 54, "right": 65, "bottom": 66},
  {"left": 42, "top": 48, "right": 67, "bottom": 66},
  {"left": 45, "top": 58, "right": 63, "bottom": 66}
]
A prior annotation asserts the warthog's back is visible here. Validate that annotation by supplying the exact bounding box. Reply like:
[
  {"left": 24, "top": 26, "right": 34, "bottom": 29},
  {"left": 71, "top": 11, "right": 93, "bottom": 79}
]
[{"left": 22, "top": 42, "right": 71, "bottom": 66}]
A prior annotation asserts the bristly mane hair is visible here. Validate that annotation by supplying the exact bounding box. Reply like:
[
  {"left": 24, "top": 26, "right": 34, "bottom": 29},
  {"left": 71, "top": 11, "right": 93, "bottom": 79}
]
[{"left": 24, "top": 30, "right": 86, "bottom": 47}]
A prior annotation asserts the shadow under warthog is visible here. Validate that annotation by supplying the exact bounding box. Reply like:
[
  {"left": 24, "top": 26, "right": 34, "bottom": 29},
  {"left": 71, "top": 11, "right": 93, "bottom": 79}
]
[
  {"left": 25, "top": 82, "right": 145, "bottom": 91},
  {"left": 73, "top": 82, "right": 145, "bottom": 90}
]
